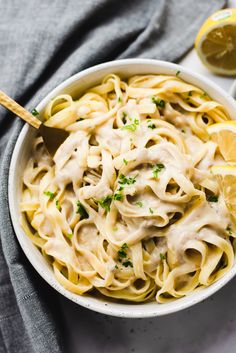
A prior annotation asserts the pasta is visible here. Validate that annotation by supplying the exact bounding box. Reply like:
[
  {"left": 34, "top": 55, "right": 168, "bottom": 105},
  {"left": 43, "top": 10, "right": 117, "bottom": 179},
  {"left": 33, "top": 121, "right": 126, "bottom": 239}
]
[{"left": 20, "top": 73, "right": 236, "bottom": 303}]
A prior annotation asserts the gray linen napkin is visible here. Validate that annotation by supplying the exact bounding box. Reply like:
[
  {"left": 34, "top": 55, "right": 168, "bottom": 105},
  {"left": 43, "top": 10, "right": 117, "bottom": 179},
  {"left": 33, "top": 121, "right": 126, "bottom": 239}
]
[{"left": 0, "top": 1, "right": 226, "bottom": 352}]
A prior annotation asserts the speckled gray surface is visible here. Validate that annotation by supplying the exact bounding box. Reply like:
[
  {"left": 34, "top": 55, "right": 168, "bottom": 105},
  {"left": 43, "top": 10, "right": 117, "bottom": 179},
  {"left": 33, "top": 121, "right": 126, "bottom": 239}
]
[{"left": 60, "top": 277, "right": 236, "bottom": 353}]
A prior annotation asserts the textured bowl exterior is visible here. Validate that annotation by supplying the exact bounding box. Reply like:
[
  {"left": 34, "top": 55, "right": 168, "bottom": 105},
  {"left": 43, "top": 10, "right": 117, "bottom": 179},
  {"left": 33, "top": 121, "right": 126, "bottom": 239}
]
[{"left": 8, "top": 59, "right": 236, "bottom": 318}]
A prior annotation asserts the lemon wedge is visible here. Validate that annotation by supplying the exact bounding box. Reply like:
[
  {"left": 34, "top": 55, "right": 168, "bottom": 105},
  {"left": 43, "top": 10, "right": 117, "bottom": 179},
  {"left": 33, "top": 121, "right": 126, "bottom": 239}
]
[
  {"left": 195, "top": 9, "right": 236, "bottom": 76},
  {"left": 207, "top": 122, "right": 236, "bottom": 162},
  {"left": 211, "top": 165, "right": 236, "bottom": 218}
]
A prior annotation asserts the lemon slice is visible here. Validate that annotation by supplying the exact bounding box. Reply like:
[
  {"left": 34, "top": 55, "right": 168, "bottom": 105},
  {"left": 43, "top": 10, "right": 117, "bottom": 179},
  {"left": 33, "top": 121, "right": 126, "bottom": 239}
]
[
  {"left": 211, "top": 165, "right": 236, "bottom": 217},
  {"left": 195, "top": 9, "right": 236, "bottom": 75},
  {"left": 207, "top": 122, "right": 236, "bottom": 162}
]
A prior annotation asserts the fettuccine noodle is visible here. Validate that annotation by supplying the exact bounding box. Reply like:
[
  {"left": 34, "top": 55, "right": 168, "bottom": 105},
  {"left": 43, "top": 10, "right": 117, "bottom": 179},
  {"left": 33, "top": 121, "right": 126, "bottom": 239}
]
[{"left": 20, "top": 74, "right": 236, "bottom": 303}]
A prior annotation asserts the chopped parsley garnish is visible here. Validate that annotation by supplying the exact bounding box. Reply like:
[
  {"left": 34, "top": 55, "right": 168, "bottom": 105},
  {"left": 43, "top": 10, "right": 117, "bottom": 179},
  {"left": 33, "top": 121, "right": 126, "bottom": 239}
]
[
  {"left": 152, "top": 96, "right": 165, "bottom": 108},
  {"left": 118, "top": 243, "right": 128, "bottom": 258},
  {"left": 226, "top": 225, "right": 233, "bottom": 236},
  {"left": 123, "top": 260, "right": 133, "bottom": 268},
  {"left": 114, "top": 193, "right": 123, "bottom": 201},
  {"left": 148, "top": 123, "right": 156, "bottom": 129},
  {"left": 97, "top": 195, "right": 113, "bottom": 212},
  {"left": 123, "top": 158, "right": 128, "bottom": 165},
  {"left": 152, "top": 163, "right": 165, "bottom": 178},
  {"left": 76, "top": 117, "right": 84, "bottom": 122},
  {"left": 176, "top": 70, "right": 181, "bottom": 77},
  {"left": 181, "top": 129, "right": 186, "bottom": 133},
  {"left": 122, "top": 118, "right": 139, "bottom": 132},
  {"left": 115, "top": 264, "right": 119, "bottom": 269},
  {"left": 44, "top": 191, "right": 55, "bottom": 200},
  {"left": 118, "top": 249, "right": 127, "bottom": 258},
  {"left": 135, "top": 201, "right": 143, "bottom": 207},
  {"left": 118, "top": 174, "right": 137, "bottom": 185},
  {"left": 65, "top": 233, "right": 73, "bottom": 240},
  {"left": 122, "top": 124, "right": 136, "bottom": 132},
  {"left": 122, "top": 111, "right": 128, "bottom": 119},
  {"left": 207, "top": 194, "right": 218, "bottom": 203},
  {"left": 160, "top": 253, "right": 166, "bottom": 261},
  {"left": 188, "top": 91, "right": 192, "bottom": 97},
  {"left": 149, "top": 207, "right": 154, "bottom": 214},
  {"left": 76, "top": 201, "right": 89, "bottom": 219},
  {"left": 31, "top": 108, "right": 39, "bottom": 116},
  {"left": 55, "top": 199, "right": 61, "bottom": 211},
  {"left": 117, "top": 244, "right": 133, "bottom": 268},
  {"left": 118, "top": 96, "right": 122, "bottom": 103}
]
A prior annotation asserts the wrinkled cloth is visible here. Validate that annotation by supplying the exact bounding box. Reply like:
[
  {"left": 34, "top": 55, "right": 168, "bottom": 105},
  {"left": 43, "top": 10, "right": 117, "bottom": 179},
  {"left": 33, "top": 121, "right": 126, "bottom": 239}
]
[{"left": 0, "top": 1, "right": 226, "bottom": 352}]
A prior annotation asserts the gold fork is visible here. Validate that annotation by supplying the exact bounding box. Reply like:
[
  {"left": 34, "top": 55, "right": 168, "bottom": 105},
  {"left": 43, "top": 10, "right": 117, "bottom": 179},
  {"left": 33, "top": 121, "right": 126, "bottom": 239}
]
[{"left": 0, "top": 90, "right": 69, "bottom": 156}]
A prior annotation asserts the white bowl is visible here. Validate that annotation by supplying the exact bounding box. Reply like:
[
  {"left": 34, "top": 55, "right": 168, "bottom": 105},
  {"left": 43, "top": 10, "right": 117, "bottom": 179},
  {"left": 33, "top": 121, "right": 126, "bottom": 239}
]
[{"left": 8, "top": 59, "right": 236, "bottom": 318}]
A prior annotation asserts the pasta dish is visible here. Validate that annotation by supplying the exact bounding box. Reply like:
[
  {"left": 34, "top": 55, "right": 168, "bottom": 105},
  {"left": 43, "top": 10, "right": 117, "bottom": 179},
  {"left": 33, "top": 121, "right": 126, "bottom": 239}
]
[{"left": 20, "top": 73, "right": 236, "bottom": 303}]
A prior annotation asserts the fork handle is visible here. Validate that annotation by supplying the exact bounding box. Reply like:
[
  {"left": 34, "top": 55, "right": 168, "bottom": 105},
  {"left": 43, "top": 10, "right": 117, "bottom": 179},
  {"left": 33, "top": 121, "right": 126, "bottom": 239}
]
[{"left": 0, "top": 90, "right": 41, "bottom": 129}]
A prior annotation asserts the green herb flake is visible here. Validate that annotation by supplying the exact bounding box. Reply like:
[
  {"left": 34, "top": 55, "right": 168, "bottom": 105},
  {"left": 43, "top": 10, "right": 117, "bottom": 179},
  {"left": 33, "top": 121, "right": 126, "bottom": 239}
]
[
  {"left": 181, "top": 129, "right": 186, "bottom": 133},
  {"left": 226, "top": 225, "right": 233, "bottom": 236},
  {"left": 149, "top": 207, "right": 154, "bottom": 214},
  {"left": 188, "top": 91, "right": 192, "bottom": 97},
  {"left": 115, "top": 264, "right": 119, "bottom": 269},
  {"left": 207, "top": 195, "right": 218, "bottom": 203},
  {"left": 44, "top": 191, "right": 55, "bottom": 200},
  {"left": 122, "top": 111, "right": 128, "bottom": 119},
  {"left": 118, "top": 174, "right": 137, "bottom": 186},
  {"left": 123, "top": 158, "right": 128, "bottom": 165},
  {"left": 135, "top": 201, "right": 143, "bottom": 207},
  {"left": 151, "top": 96, "right": 165, "bottom": 108},
  {"left": 31, "top": 108, "right": 39, "bottom": 116},
  {"left": 97, "top": 195, "right": 113, "bottom": 212},
  {"left": 118, "top": 249, "right": 127, "bottom": 258},
  {"left": 122, "top": 123, "right": 137, "bottom": 132},
  {"left": 118, "top": 96, "right": 122, "bottom": 103},
  {"left": 160, "top": 253, "right": 166, "bottom": 261},
  {"left": 76, "top": 201, "right": 89, "bottom": 219},
  {"left": 148, "top": 123, "right": 156, "bottom": 129},
  {"left": 122, "top": 118, "right": 139, "bottom": 132},
  {"left": 114, "top": 193, "right": 123, "bottom": 201},
  {"left": 152, "top": 163, "right": 165, "bottom": 178},
  {"left": 55, "top": 199, "right": 61, "bottom": 211},
  {"left": 117, "top": 243, "right": 129, "bottom": 258},
  {"left": 176, "top": 70, "right": 181, "bottom": 77},
  {"left": 65, "top": 233, "right": 73, "bottom": 240},
  {"left": 123, "top": 260, "right": 133, "bottom": 268}
]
